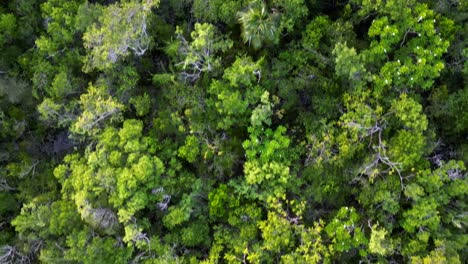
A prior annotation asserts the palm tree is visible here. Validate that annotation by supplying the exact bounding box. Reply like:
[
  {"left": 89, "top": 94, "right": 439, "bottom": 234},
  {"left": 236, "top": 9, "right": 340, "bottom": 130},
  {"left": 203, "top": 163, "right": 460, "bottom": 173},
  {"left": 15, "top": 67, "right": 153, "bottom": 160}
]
[{"left": 238, "top": 1, "right": 279, "bottom": 49}]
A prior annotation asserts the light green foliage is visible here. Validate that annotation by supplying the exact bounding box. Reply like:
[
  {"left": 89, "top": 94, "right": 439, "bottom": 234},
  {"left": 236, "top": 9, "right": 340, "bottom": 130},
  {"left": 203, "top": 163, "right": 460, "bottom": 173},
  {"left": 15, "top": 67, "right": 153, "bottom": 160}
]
[
  {"left": 40, "top": 0, "right": 80, "bottom": 45},
  {"left": 130, "top": 93, "right": 151, "bottom": 116},
  {"left": 83, "top": 0, "right": 158, "bottom": 71},
  {"left": 0, "top": 13, "right": 17, "bottom": 46},
  {"left": 244, "top": 161, "right": 289, "bottom": 193},
  {"left": 71, "top": 83, "right": 124, "bottom": 136},
  {"left": 240, "top": 123, "right": 296, "bottom": 200},
  {"left": 56, "top": 119, "right": 165, "bottom": 246},
  {"left": 402, "top": 197, "right": 440, "bottom": 233},
  {"left": 176, "top": 23, "right": 233, "bottom": 82},
  {"left": 333, "top": 42, "right": 369, "bottom": 87},
  {"left": 48, "top": 201, "right": 82, "bottom": 236},
  {"left": 30, "top": 0, "right": 80, "bottom": 69},
  {"left": 11, "top": 196, "right": 82, "bottom": 257},
  {"left": 392, "top": 94, "right": 428, "bottom": 131},
  {"left": 223, "top": 56, "right": 264, "bottom": 88},
  {"left": 37, "top": 98, "right": 75, "bottom": 128},
  {"left": 258, "top": 211, "right": 292, "bottom": 253},
  {"left": 251, "top": 91, "right": 274, "bottom": 127},
  {"left": 152, "top": 73, "right": 175, "bottom": 86},
  {"left": 23, "top": 0, "right": 83, "bottom": 99},
  {"left": 334, "top": 92, "right": 378, "bottom": 163},
  {"left": 368, "top": 224, "right": 393, "bottom": 256},
  {"left": 163, "top": 194, "right": 193, "bottom": 229},
  {"left": 208, "top": 202, "right": 263, "bottom": 263},
  {"left": 352, "top": 0, "right": 454, "bottom": 94},
  {"left": 339, "top": 94, "right": 378, "bottom": 141},
  {"left": 12, "top": 200, "right": 54, "bottom": 238},
  {"left": 400, "top": 160, "right": 467, "bottom": 260},
  {"left": 64, "top": 229, "right": 133, "bottom": 264},
  {"left": 243, "top": 125, "right": 291, "bottom": 164},
  {"left": 208, "top": 184, "right": 230, "bottom": 218},
  {"left": 178, "top": 135, "right": 200, "bottom": 163},
  {"left": 281, "top": 221, "right": 330, "bottom": 263},
  {"left": 388, "top": 94, "right": 428, "bottom": 169},
  {"left": 302, "top": 15, "right": 333, "bottom": 52},
  {"left": 123, "top": 224, "right": 146, "bottom": 246},
  {"left": 48, "top": 71, "right": 73, "bottom": 98},
  {"left": 29, "top": 59, "right": 56, "bottom": 96},
  {"left": 388, "top": 130, "right": 425, "bottom": 169},
  {"left": 333, "top": 92, "right": 429, "bottom": 185},
  {"left": 209, "top": 80, "right": 249, "bottom": 129},
  {"left": 410, "top": 250, "right": 448, "bottom": 264},
  {"left": 325, "top": 207, "right": 367, "bottom": 253},
  {"left": 207, "top": 56, "right": 264, "bottom": 129}
]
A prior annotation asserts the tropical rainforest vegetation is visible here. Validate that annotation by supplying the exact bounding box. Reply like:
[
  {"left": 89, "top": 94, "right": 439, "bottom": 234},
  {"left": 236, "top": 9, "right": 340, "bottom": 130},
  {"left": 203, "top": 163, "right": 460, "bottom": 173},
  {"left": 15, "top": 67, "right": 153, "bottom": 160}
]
[{"left": 0, "top": 0, "right": 467, "bottom": 263}]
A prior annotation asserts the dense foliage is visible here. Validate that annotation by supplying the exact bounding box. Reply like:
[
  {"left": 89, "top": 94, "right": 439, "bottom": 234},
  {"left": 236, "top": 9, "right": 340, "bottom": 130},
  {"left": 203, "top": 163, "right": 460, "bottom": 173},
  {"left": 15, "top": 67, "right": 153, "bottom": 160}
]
[{"left": 1, "top": 0, "right": 467, "bottom": 263}]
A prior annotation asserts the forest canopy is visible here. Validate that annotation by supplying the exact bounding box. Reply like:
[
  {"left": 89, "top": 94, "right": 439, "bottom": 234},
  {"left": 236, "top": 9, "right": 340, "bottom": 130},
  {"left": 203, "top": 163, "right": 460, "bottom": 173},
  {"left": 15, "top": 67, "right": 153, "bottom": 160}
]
[{"left": 0, "top": 0, "right": 467, "bottom": 263}]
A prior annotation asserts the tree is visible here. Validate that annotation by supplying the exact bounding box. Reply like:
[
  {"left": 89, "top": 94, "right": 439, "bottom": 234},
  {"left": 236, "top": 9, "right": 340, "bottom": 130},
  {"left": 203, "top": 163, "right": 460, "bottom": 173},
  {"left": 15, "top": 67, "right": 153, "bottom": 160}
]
[
  {"left": 237, "top": 0, "right": 307, "bottom": 49},
  {"left": 82, "top": 0, "right": 158, "bottom": 72},
  {"left": 173, "top": 23, "right": 233, "bottom": 82},
  {"left": 71, "top": 82, "right": 124, "bottom": 136},
  {"left": 0, "top": 13, "right": 17, "bottom": 47},
  {"left": 238, "top": 1, "right": 280, "bottom": 49},
  {"left": 350, "top": 0, "right": 454, "bottom": 95},
  {"left": 52, "top": 119, "right": 167, "bottom": 254},
  {"left": 192, "top": 0, "right": 248, "bottom": 25}
]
